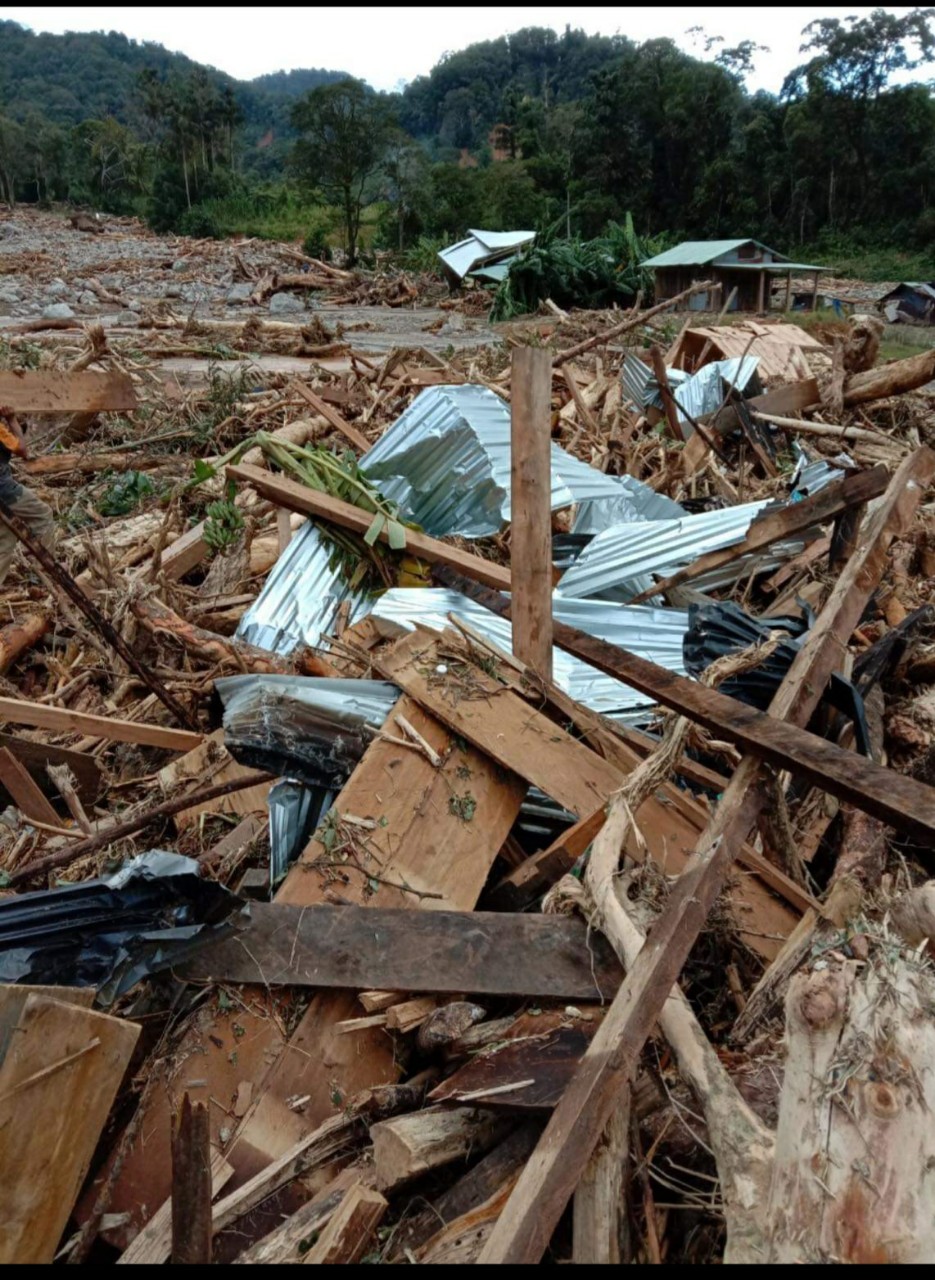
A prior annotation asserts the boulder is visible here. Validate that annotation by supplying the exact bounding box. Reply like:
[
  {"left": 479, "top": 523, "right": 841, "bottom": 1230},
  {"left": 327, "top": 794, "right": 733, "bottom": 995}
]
[
  {"left": 269, "top": 291, "right": 304, "bottom": 315},
  {"left": 41, "top": 302, "right": 75, "bottom": 320}
]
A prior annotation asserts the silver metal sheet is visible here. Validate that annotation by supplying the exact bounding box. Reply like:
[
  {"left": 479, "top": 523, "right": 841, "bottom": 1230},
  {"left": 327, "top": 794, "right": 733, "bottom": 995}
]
[
  {"left": 367, "top": 588, "right": 688, "bottom": 723},
  {"left": 555, "top": 500, "right": 804, "bottom": 602},
  {"left": 236, "top": 520, "right": 373, "bottom": 655},
  {"left": 572, "top": 474, "right": 685, "bottom": 533},
  {"left": 269, "top": 779, "right": 333, "bottom": 888},
  {"left": 622, "top": 352, "right": 759, "bottom": 432},
  {"left": 361, "top": 384, "right": 622, "bottom": 538},
  {"left": 438, "top": 229, "right": 535, "bottom": 281}
]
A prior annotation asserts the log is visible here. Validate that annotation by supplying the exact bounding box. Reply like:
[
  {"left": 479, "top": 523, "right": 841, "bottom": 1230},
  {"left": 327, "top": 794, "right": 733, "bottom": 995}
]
[
  {"left": 234, "top": 1166, "right": 369, "bottom": 1265},
  {"left": 0, "top": 611, "right": 49, "bottom": 674},
  {"left": 370, "top": 1106, "right": 511, "bottom": 1192},
  {"left": 131, "top": 596, "right": 294, "bottom": 674},
  {"left": 171, "top": 1095, "right": 212, "bottom": 1265},
  {"left": 300, "top": 1182, "right": 387, "bottom": 1264},
  {"left": 573, "top": 1104, "right": 629, "bottom": 1264},
  {"left": 844, "top": 345, "right": 935, "bottom": 405}
]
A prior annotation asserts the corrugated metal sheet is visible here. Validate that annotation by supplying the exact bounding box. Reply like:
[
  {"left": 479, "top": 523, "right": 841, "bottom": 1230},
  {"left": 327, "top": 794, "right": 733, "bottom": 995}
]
[
  {"left": 269, "top": 779, "right": 332, "bottom": 887},
  {"left": 236, "top": 520, "right": 372, "bottom": 655},
  {"left": 622, "top": 353, "right": 760, "bottom": 431},
  {"left": 361, "top": 384, "right": 622, "bottom": 538},
  {"left": 572, "top": 474, "right": 685, "bottom": 534},
  {"left": 438, "top": 229, "right": 535, "bottom": 282},
  {"left": 367, "top": 587, "right": 688, "bottom": 723},
  {"left": 641, "top": 240, "right": 759, "bottom": 268},
  {"left": 555, "top": 501, "right": 805, "bottom": 602}
]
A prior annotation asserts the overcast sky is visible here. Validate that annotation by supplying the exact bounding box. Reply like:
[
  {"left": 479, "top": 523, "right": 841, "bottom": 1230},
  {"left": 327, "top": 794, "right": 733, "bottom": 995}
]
[{"left": 0, "top": 6, "right": 925, "bottom": 92}]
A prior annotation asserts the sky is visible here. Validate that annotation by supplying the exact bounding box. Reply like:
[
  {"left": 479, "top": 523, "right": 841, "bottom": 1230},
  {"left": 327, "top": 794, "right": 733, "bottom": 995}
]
[{"left": 0, "top": 5, "right": 925, "bottom": 92}]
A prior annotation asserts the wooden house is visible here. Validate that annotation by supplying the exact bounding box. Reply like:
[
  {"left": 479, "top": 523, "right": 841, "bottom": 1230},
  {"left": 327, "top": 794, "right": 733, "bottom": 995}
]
[{"left": 641, "top": 239, "right": 823, "bottom": 313}]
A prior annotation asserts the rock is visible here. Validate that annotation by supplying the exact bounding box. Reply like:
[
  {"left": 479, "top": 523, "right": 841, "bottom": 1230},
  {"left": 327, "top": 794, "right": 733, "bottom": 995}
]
[
  {"left": 269, "top": 291, "right": 304, "bottom": 315},
  {"left": 0, "top": 286, "right": 21, "bottom": 304},
  {"left": 98, "top": 273, "right": 122, "bottom": 289},
  {"left": 180, "top": 283, "right": 209, "bottom": 303},
  {"left": 164, "top": 284, "right": 182, "bottom": 299},
  {"left": 77, "top": 291, "right": 99, "bottom": 308},
  {"left": 226, "top": 282, "right": 253, "bottom": 304},
  {"left": 172, "top": 259, "right": 189, "bottom": 272},
  {"left": 115, "top": 310, "right": 140, "bottom": 326},
  {"left": 0, "top": 222, "right": 19, "bottom": 240},
  {"left": 127, "top": 299, "right": 143, "bottom": 312},
  {"left": 45, "top": 280, "right": 70, "bottom": 300},
  {"left": 41, "top": 302, "right": 75, "bottom": 320}
]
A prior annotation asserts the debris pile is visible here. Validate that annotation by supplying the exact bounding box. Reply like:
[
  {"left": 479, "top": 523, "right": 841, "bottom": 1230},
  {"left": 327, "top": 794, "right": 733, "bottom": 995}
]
[{"left": 1, "top": 208, "right": 935, "bottom": 1265}]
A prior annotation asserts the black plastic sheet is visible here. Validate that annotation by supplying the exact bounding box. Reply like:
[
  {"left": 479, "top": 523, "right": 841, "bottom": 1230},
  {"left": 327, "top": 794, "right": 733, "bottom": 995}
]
[{"left": 0, "top": 850, "right": 243, "bottom": 1005}]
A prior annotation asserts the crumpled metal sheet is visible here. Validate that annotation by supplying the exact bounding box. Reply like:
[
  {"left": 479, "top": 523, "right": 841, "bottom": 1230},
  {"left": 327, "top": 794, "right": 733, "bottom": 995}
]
[
  {"left": 360, "top": 384, "right": 622, "bottom": 538},
  {"left": 269, "top": 779, "right": 333, "bottom": 888},
  {"left": 217, "top": 675, "right": 398, "bottom": 785},
  {"left": 438, "top": 229, "right": 535, "bottom": 282},
  {"left": 0, "top": 850, "right": 242, "bottom": 1006},
  {"left": 556, "top": 500, "right": 805, "bottom": 602},
  {"left": 790, "top": 448, "right": 856, "bottom": 500},
  {"left": 571, "top": 474, "right": 686, "bottom": 534},
  {"left": 622, "top": 353, "right": 760, "bottom": 432},
  {"left": 236, "top": 520, "right": 372, "bottom": 655},
  {"left": 367, "top": 587, "right": 688, "bottom": 723}
]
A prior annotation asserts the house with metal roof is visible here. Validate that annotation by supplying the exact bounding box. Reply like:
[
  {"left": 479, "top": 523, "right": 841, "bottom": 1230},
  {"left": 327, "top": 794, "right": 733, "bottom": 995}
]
[
  {"left": 437, "top": 229, "right": 536, "bottom": 289},
  {"left": 878, "top": 282, "right": 935, "bottom": 325},
  {"left": 640, "top": 239, "right": 824, "bottom": 313}
]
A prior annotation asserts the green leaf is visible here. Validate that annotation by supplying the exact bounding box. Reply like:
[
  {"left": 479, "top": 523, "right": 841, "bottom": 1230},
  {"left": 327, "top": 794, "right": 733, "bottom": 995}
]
[
  {"left": 363, "top": 512, "right": 385, "bottom": 546},
  {"left": 386, "top": 519, "right": 407, "bottom": 551},
  {"left": 193, "top": 457, "right": 216, "bottom": 484}
]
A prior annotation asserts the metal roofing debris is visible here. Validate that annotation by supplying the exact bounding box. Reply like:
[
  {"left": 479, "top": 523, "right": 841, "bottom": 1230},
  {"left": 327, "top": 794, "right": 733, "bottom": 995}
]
[
  {"left": 555, "top": 500, "right": 806, "bottom": 603},
  {"left": 217, "top": 675, "right": 399, "bottom": 786},
  {"left": 640, "top": 239, "right": 788, "bottom": 269},
  {"left": 622, "top": 352, "right": 760, "bottom": 431},
  {"left": 368, "top": 587, "right": 688, "bottom": 723},
  {"left": 571, "top": 474, "right": 686, "bottom": 534},
  {"left": 236, "top": 519, "right": 371, "bottom": 655},
  {"left": 438, "top": 228, "right": 535, "bottom": 283},
  {"left": 269, "top": 778, "right": 331, "bottom": 888},
  {"left": 360, "top": 384, "right": 622, "bottom": 538}
]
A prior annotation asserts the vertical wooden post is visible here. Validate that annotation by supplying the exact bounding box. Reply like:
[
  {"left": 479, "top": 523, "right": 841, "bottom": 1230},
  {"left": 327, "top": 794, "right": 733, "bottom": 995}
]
[
  {"left": 811, "top": 270, "right": 820, "bottom": 311},
  {"left": 784, "top": 271, "right": 793, "bottom": 313},
  {"left": 171, "top": 1093, "right": 212, "bottom": 1265},
  {"left": 756, "top": 269, "right": 766, "bottom": 314},
  {"left": 649, "top": 345, "right": 685, "bottom": 443},
  {"left": 276, "top": 506, "right": 292, "bottom": 554},
  {"left": 510, "top": 345, "right": 553, "bottom": 681}
]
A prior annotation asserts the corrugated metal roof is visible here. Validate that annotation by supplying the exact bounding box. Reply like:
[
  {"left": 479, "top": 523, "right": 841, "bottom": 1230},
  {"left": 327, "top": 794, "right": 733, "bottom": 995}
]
[
  {"left": 622, "top": 353, "right": 760, "bottom": 431},
  {"left": 729, "top": 262, "right": 824, "bottom": 273},
  {"left": 555, "top": 501, "right": 805, "bottom": 602},
  {"left": 572, "top": 474, "right": 685, "bottom": 534},
  {"left": 641, "top": 239, "right": 788, "bottom": 268},
  {"left": 438, "top": 229, "right": 535, "bottom": 281},
  {"left": 368, "top": 587, "right": 689, "bottom": 723},
  {"left": 361, "top": 384, "right": 622, "bottom": 538}
]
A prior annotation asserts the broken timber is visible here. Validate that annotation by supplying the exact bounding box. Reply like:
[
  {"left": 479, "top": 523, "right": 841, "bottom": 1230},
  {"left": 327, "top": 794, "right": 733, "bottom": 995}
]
[
  {"left": 478, "top": 444, "right": 935, "bottom": 1264},
  {"left": 0, "top": 696, "right": 203, "bottom": 752},
  {"left": 178, "top": 903, "right": 623, "bottom": 999},
  {"left": 227, "top": 463, "right": 515, "bottom": 591},
  {"left": 0, "top": 369, "right": 137, "bottom": 414}
]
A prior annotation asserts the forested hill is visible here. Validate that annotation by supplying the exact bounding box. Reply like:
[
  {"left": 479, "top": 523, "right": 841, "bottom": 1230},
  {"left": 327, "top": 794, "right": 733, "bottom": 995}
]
[{"left": 0, "top": 21, "right": 347, "bottom": 133}]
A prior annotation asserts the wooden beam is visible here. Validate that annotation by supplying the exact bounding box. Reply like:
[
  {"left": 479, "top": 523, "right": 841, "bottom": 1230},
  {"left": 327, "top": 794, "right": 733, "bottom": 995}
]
[
  {"left": 177, "top": 903, "right": 623, "bottom": 1000},
  {"left": 300, "top": 1182, "right": 387, "bottom": 1264},
  {"left": 629, "top": 464, "right": 889, "bottom": 603},
  {"left": 649, "top": 344, "right": 684, "bottom": 442},
  {"left": 0, "top": 732, "right": 101, "bottom": 806},
  {"left": 290, "top": 381, "right": 371, "bottom": 452},
  {"left": 0, "top": 746, "right": 61, "bottom": 826},
  {"left": 510, "top": 346, "right": 553, "bottom": 680},
  {"left": 0, "top": 695, "right": 203, "bottom": 752},
  {"left": 171, "top": 1094, "right": 212, "bottom": 1265},
  {"left": 227, "top": 463, "right": 514, "bottom": 592},
  {"left": 0, "top": 370, "right": 137, "bottom": 414},
  {"left": 478, "top": 444, "right": 935, "bottom": 1265}
]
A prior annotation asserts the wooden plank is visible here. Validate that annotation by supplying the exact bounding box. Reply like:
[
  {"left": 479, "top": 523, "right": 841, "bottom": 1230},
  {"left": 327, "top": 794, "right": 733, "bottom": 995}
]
[
  {"left": 370, "top": 1107, "right": 511, "bottom": 1192},
  {"left": 0, "top": 369, "right": 137, "bottom": 413},
  {"left": 0, "top": 732, "right": 101, "bottom": 806},
  {"left": 374, "top": 631, "right": 804, "bottom": 956},
  {"left": 0, "top": 983, "right": 94, "bottom": 1063},
  {"left": 159, "top": 523, "right": 209, "bottom": 580},
  {"left": 290, "top": 381, "right": 371, "bottom": 452},
  {"left": 178, "top": 903, "right": 623, "bottom": 1000},
  {"left": 157, "top": 730, "right": 272, "bottom": 830},
  {"left": 102, "top": 695, "right": 526, "bottom": 1246},
  {"left": 0, "top": 695, "right": 204, "bottom": 752},
  {"left": 0, "top": 745, "right": 61, "bottom": 825},
  {"left": 227, "top": 463, "right": 514, "bottom": 592},
  {"left": 573, "top": 1104, "right": 629, "bottom": 1264},
  {"left": 511, "top": 346, "right": 553, "bottom": 679},
  {"left": 0, "top": 995, "right": 139, "bottom": 1264},
  {"left": 236, "top": 1165, "right": 370, "bottom": 1265},
  {"left": 630, "top": 465, "right": 889, "bottom": 603},
  {"left": 479, "top": 445, "right": 935, "bottom": 1265},
  {"left": 300, "top": 1182, "right": 387, "bottom": 1264}
]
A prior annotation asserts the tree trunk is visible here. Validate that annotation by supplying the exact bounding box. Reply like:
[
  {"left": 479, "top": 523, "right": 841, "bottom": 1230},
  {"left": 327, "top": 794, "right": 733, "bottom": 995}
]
[{"left": 843, "top": 347, "right": 935, "bottom": 406}]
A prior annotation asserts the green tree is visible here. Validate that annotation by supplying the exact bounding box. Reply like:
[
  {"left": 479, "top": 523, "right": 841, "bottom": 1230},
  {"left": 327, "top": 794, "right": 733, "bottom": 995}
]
[{"left": 290, "top": 78, "right": 395, "bottom": 264}]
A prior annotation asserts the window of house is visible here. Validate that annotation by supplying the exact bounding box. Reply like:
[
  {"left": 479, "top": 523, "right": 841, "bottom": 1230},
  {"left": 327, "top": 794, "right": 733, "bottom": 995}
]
[{"left": 737, "top": 243, "right": 756, "bottom": 260}]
